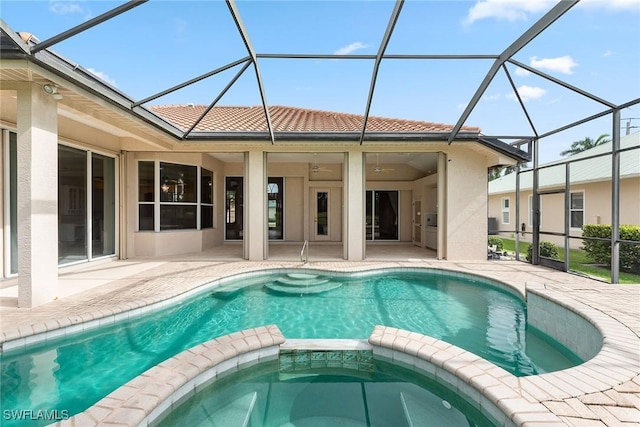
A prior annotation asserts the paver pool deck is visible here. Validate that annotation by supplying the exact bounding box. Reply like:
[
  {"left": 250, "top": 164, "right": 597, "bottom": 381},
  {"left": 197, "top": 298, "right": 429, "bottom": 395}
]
[{"left": 0, "top": 257, "right": 638, "bottom": 426}]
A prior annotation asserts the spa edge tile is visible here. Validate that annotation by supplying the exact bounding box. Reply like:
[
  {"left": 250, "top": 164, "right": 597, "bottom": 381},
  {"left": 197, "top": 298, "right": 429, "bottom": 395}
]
[
  {"left": 81, "top": 405, "right": 112, "bottom": 424},
  {"left": 391, "top": 335, "right": 411, "bottom": 351},
  {"left": 430, "top": 349, "right": 456, "bottom": 367},
  {"left": 403, "top": 338, "right": 425, "bottom": 355},
  {"left": 499, "top": 398, "right": 552, "bottom": 419}
]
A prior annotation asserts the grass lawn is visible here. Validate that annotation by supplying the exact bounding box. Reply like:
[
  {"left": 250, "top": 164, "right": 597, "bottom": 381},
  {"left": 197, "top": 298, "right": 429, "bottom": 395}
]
[{"left": 498, "top": 238, "right": 640, "bottom": 284}]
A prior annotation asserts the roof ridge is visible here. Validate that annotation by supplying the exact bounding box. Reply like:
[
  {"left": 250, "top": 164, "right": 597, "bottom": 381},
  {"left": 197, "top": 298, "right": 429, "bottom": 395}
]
[
  {"left": 150, "top": 104, "right": 478, "bottom": 129},
  {"left": 148, "top": 104, "right": 482, "bottom": 133}
]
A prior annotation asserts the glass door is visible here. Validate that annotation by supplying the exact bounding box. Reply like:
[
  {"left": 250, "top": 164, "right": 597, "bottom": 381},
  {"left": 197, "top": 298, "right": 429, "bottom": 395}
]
[
  {"left": 314, "top": 189, "right": 330, "bottom": 240},
  {"left": 366, "top": 190, "right": 399, "bottom": 241},
  {"left": 3, "top": 131, "right": 18, "bottom": 276},
  {"left": 58, "top": 145, "right": 88, "bottom": 264},
  {"left": 225, "top": 177, "right": 243, "bottom": 240},
  {"left": 413, "top": 200, "right": 421, "bottom": 246},
  {"left": 267, "top": 177, "right": 284, "bottom": 240},
  {"left": 91, "top": 153, "right": 116, "bottom": 258}
]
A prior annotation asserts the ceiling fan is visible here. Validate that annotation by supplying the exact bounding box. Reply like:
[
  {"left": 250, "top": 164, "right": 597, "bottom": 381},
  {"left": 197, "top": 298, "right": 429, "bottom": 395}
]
[
  {"left": 311, "top": 154, "right": 333, "bottom": 173},
  {"left": 374, "top": 154, "right": 395, "bottom": 174}
]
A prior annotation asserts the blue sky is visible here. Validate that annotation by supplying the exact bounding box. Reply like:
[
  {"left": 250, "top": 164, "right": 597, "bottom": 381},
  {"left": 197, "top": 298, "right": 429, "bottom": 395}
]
[{"left": 1, "top": 0, "right": 639, "bottom": 162}]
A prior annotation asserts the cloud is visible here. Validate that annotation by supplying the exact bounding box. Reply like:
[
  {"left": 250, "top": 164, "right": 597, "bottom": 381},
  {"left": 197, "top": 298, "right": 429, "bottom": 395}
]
[
  {"left": 603, "top": 50, "right": 615, "bottom": 57},
  {"left": 86, "top": 68, "right": 117, "bottom": 87},
  {"left": 483, "top": 93, "right": 501, "bottom": 101},
  {"left": 580, "top": 0, "right": 640, "bottom": 11},
  {"left": 464, "top": 0, "right": 639, "bottom": 25},
  {"left": 333, "top": 42, "right": 369, "bottom": 56},
  {"left": 508, "top": 85, "right": 546, "bottom": 102},
  {"left": 49, "top": 0, "right": 84, "bottom": 15},
  {"left": 530, "top": 56, "right": 578, "bottom": 74},
  {"left": 463, "top": 0, "right": 554, "bottom": 25},
  {"left": 514, "top": 67, "right": 531, "bottom": 76}
]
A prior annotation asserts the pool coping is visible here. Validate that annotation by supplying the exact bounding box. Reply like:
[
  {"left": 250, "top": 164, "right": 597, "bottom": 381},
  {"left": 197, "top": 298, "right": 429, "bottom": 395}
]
[
  {"left": 1, "top": 261, "right": 639, "bottom": 426},
  {"left": 0, "top": 265, "right": 523, "bottom": 353}
]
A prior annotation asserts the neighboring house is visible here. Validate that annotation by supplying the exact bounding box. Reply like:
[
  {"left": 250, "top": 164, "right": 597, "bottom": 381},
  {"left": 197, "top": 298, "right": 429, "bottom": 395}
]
[
  {"left": 0, "top": 26, "right": 529, "bottom": 307},
  {"left": 488, "top": 132, "right": 640, "bottom": 249}
]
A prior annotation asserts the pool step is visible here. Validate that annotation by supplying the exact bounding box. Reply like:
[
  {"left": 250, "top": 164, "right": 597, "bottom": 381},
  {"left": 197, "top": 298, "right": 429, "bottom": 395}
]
[
  {"left": 286, "top": 273, "right": 320, "bottom": 280},
  {"left": 265, "top": 281, "right": 342, "bottom": 295},
  {"left": 211, "top": 276, "right": 273, "bottom": 298},
  {"left": 208, "top": 391, "right": 257, "bottom": 427},
  {"left": 275, "top": 276, "right": 331, "bottom": 287}
]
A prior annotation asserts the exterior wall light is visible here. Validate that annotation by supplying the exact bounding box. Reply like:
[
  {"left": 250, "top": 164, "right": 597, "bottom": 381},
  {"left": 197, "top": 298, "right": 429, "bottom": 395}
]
[{"left": 42, "top": 84, "right": 63, "bottom": 100}]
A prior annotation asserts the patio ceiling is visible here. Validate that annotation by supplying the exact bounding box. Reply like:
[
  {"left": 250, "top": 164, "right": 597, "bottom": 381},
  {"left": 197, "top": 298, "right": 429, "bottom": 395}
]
[{"left": 0, "top": 0, "right": 638, "bottom": 154}]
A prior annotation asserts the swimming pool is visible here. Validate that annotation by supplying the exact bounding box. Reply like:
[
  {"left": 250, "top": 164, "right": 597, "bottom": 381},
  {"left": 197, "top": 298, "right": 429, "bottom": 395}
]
[{"left": 0, "top": 268, "right": 581, "bottom": 426}]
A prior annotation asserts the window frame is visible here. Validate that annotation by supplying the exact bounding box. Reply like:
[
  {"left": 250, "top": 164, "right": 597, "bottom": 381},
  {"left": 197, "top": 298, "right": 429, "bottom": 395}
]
[
  {"left": 200, "top": 168, "right": 214, "bottom": 229},
  {"left": 570, "top": 191, "right": 585, "bottom": 230},
  {"left": 137, "top": 160, "right": 214, "bottom": 232},
  {"left": 501, "top": 197, "right": 510, "bottom": 225}
]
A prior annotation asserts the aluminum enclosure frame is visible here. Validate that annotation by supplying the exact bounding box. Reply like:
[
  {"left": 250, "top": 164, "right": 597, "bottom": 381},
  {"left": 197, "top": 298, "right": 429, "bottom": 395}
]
[{"left": 1, "top": 0, "right": 638, "bottom": 282}]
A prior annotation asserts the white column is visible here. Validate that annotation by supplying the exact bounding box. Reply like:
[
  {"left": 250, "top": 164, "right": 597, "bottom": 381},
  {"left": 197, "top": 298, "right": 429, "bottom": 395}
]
[
  {"left": 17, "top": 82, "right": 59, "bottom": 307},
  {"left": 345, "top": 152, "right": 365, "bottom": 260},
  {"left": 244, "top": 150, "right": 267, "bottom": 260}
]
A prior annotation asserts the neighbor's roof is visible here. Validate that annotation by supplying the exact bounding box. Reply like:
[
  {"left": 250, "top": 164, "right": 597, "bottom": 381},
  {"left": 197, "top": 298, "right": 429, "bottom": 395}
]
[
  {"left": 488, "top": 132, "right": 640, "bottom": 194},
  {"left": 149, "top": 104, "right": 481, "bottom": 133}
]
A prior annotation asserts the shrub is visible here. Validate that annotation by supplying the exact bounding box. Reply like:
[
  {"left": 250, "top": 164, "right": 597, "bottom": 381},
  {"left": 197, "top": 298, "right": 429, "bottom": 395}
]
[
  {"left": 582, "top": 224, "right": 640, "bottom": 273},
  {"left": 526, "top": 241, "right": 560, "bottom": 262},
  {"left": 487, "top": 236, "right": 503, "bottom": 252}
]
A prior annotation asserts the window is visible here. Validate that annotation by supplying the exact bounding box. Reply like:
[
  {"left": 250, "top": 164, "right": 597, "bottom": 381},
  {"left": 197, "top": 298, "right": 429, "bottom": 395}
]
[
  {"left": 138, "top": 161, "right": 155, "bottom": 231},
  {"left": 137, "top": 161, "right": 214, "bottom": 231},
  {"left": 570, "top": 191, "right": 584, "bottom": 229},
  {"left": 501, "top": 197, "right": 510, "bottom": 225},
  {"left": 201, "top": 168, "right": 214, "bottom": 229},
  {"left": 159, "top": 162, "right": 197, "bottom": 230}
]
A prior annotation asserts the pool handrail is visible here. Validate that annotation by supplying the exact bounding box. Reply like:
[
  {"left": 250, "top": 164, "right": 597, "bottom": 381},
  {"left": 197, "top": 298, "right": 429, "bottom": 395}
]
[{"left": 300, "top": 239, "right": 308, "bottom": 263}]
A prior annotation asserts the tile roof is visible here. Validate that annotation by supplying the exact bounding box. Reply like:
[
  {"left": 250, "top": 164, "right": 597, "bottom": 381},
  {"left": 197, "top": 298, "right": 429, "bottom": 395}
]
[{"left": 149, "top": 105, "right": 481, "bottom": 133}]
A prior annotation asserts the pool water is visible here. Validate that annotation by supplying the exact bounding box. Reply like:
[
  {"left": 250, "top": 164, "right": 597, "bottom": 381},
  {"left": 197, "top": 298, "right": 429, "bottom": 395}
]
[
  {"left": 0, "top": 269, "right": 582, "bottom": 426},
  {"left": 158, "top": 359, "right": 498, "bottom": 427}
]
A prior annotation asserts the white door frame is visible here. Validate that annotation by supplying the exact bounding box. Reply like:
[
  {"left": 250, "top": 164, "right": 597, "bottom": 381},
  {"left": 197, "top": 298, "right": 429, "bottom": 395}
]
[{"left": 313, "top": 188, "right": 330, "bottom": 241}]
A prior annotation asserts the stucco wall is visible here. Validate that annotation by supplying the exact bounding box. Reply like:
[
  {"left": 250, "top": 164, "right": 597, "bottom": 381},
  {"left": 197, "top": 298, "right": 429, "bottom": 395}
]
[
  {"left": 446, "top": 147, "right": 488, "bottom": 260},
  {"left": 285, "top": 177, "right": 304, "bottom": 241},
  {"left": 488, "top": 176, "right": 640, "bottom": 249}
]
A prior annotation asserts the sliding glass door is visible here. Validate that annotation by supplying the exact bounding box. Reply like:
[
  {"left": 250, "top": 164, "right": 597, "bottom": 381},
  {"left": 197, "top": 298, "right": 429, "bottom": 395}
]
[
  {"left": 366, "top": 190, "right": 399, "bottom": 240},
  {"left": 59, "top": 146, "right": 116, "bottom": 265}
]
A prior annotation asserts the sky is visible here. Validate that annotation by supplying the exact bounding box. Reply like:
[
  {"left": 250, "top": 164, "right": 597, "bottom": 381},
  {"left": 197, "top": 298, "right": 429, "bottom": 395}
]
[{"left": 1, "top": 0, "right": 639, "bottom": 163}]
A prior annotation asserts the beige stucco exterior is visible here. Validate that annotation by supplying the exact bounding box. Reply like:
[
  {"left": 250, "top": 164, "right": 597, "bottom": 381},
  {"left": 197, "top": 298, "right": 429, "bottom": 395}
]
[
  {"left": 1, "top": 58, "right": 523, "bottom": 306},
  {"left": 488, "top": 145, "right": 640, "bottom": 249}
]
